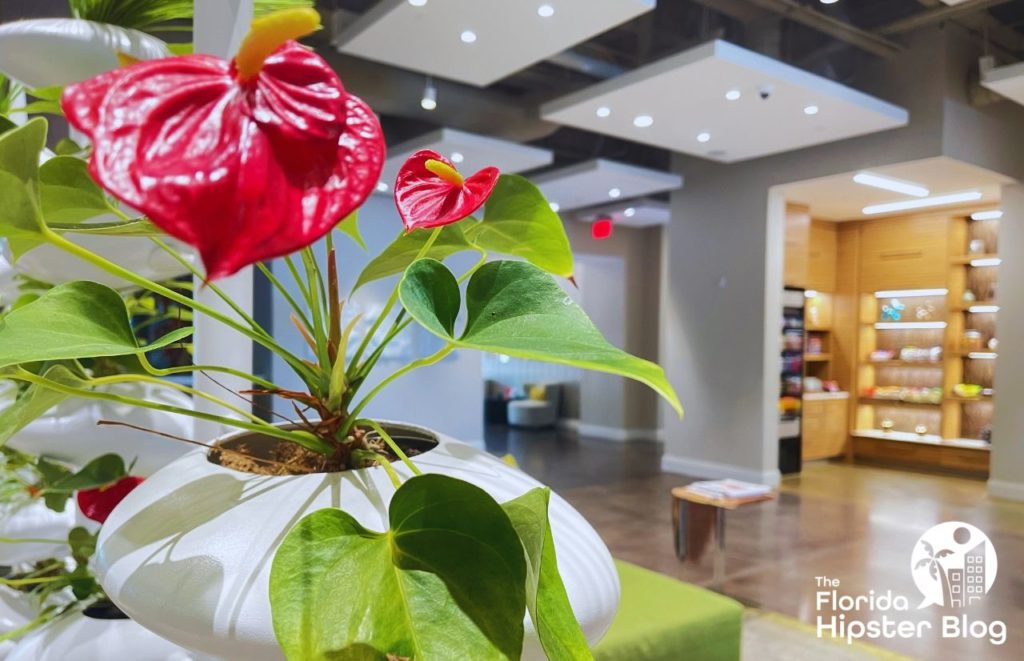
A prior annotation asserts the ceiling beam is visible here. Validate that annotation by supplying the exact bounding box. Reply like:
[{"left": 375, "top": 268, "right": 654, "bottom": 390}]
[
  {"left": 914, "top": 0, "right": 1024, "bottom": 55},
  {"left": 739, "top": 0, "right": 903, "bottom": 58},
  {"left": 877, "top": 0, "right": 1017, "bottom": 36}
]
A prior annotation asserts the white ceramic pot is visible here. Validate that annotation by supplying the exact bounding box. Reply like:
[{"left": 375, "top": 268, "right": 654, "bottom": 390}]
[
  {"left": 0, "top": 587, "right": 31, "bottom": 655},
  {"left": 96, "top": 422, "right": 620, "bottom": 659},
  {"left": 6, "top": 609, "right": 196, "bottom": 661},
  {"left": 7, "top": 382, "right": 194, "bottom": 477},
  {"left": 0, "top": 500, "right": 74, "bottom": 566},
  {"left": 0, "top": 19, "right": 170, "bottom": 88}
]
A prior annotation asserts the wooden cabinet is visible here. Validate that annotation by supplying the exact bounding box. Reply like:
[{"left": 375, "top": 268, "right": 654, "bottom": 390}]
[
  {"left": 785, "top": 204, "right": 811, "bottom": 289},
  {"left": 802, "top": 394, "right": 848, "bottom": 461},
  {"left": 858, "top": 214, "right": 949, "bottom": 291},
  {"left": 807, "top": 220, "right": 837, "bottom": 292}
]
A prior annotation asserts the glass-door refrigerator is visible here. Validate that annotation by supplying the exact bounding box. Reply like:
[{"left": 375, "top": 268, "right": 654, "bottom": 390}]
[{"left": 779, "top": 287, "right": 804, "bottom": 474}]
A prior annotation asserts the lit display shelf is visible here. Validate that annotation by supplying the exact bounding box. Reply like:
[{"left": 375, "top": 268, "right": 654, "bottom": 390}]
[{"left": 852, "top": 429, "right": 991, "bottom": 451}]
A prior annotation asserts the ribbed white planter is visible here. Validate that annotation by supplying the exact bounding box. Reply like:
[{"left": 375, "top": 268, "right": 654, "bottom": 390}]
[
  {"left": 0, "top": 500, "right": 74, "bottom": 566},
  {"left": 6, "top": 609, "right": 195, "bottom": 661},
  {"left": 0, "top": 18, "right": 170, "bottom": 88},
  {"left": 96, "top": 422, "right": 619, "bottom": 659},
  {"left": 7, "top": 382, "right": 194, "bottom": 477}
]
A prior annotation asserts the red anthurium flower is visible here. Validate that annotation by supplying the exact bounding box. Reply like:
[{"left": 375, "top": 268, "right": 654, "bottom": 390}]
[
  {"left": 77, "top": 476, "right": 145, "bottom": 524},
  {"left": 394, "top": 150, "right": 499, "bottom": 231},
  {"left": 61, "top": 9, "right": 385, "bottom": 279}
]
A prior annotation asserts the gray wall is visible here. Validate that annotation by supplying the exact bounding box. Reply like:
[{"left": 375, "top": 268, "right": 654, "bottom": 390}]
[
  {"left": 267, "top": 195, "right": 484, "bottom": 443},
  {"left": 659, "top": 25, "right": 1024, "bottom": 484}
]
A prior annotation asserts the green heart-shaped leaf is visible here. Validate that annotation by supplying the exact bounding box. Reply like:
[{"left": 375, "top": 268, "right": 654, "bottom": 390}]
[
  {"left": 0, "top": 116, "right": 45, "bottom": 184},
  {"left": 0, "top": 363, "right": 82, "bottom": 445},
  {"left": 503, "top": 488, "right": 594, "bottom": 661},
  {"left": 39, "top": 156, "right": 116, "bottom": 224},
  {"left": 270, "top": 474, "right": 527, "bottom": 660},
  {"left": 465, "top": 174, "right": 574, "bottom": 279},
  {"left": 0, "top": 281, "right": 192, "bottom": 369},
  {"left": 335, "top": 211, "right": 366, "bottom": 250},
  {"left": 351, "top": 224, "right": 476, "bottom": 293},
  {"left": 400, "top": 259, "right": 682, "bottom": 416}
]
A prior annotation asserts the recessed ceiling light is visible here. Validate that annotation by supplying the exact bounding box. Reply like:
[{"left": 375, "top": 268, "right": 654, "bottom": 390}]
[
  {"left": 623, "top": 207, "right": 636, "bottom": 218},
  {"left": 697, "top": 132, "right": 711, "bottom": 143},
  {"left": 608, "top": 188, "right": 622, "bottom": 199},
  {"left": 450, "top": 152, "right": 464, "bottom": 164},
  {"left": 596, "top": 106, "right": 611, "bottom": 118},
  {"left": 376, "top": 181, "right": 389, "bottom": 192},
  {"left": 549, "top": 202, "right": 560, "bottom": 212},
  {"left": 537, "top": 4, "right": 555, "bottom": 17},
  {"left": 853, "top": 172, "right": 929, "bottom": 198},
  {"left": 971, "top": 210, "right": 1003, "bottom": 220},
  {"left": 633, "top": 115, "right": 654, "bottom": 128},
  {"left": 862, "top": 190, "right": 983, "bottom": 215},
  {"left": 420, "top": 77, "right": 437, "bottom": 110},
  {"left": 725, "top": 89, "right": 741, "bottom": 101},
  {"left": 804, "top": 105, "right": 820, "bottom": 115},
  {"left": 460, "top": 30, "right": 477, "bottom": 44},
  {"left": 408, "top": 0, "right": 428, "bottom": 6},
  {"left": 820, "top": 0, "right": 839, "bottom": 4}
]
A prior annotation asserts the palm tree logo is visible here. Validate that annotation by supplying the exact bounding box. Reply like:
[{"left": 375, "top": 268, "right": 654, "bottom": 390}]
[{"left": 915, "top": 539, "right": 954, "bottom": 607}]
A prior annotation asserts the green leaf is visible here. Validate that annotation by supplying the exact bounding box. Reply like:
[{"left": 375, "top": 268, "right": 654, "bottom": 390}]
[
  {"left": 465, "top": 174, "right": 574, "bottom": 279},
  {"left": 11, "top": 100, "right": 62, "bottom": 117},
  {"left": 49, "top": 453, "right": 127, "bottom": 492},
  {"left": 0, "top": 171, "right": 45, "bottom": 254},
  {"left": 54, "top": 139, "right": 83, "bottom": 156},
  {"left": 26, "top": 87, "right": 62, "bottom": 102},
  {"left": 0, "top": 281, "right": 193, "bottom": 369},
  {"left": 69, "top": 0, "right": 313, "bottom": 31},
  {"left": 39, "top": 156, "right": 115, "bottom": 223},
  {"left": 270, "top": 474, "right": 527, "bottom": 661},
  {"left": 352, "top": 224, "right": 476, "bottom": 293},
  {"left": 0, "top": 116, "right": 46, "bottom": 184},
  {"left": 335, "top": 211, "right": 366, "bottom": 250},
  {"left": 503, "top": 488, "right": 593, "bottom": 661},
  {"left": 68, "top": 527, "right": 97, "bottom": 565},
  {"left": 400, "top": 259, "right": 683, "bottom": 416},
  {"left": 36, "top": 456, "right": 73, "bottom": 512},
  {"left": 0, "top": 364, "right": 80, "bottom": 446},
  {"left": 49, "top": 218, "right": 162, "bottom": 236}
]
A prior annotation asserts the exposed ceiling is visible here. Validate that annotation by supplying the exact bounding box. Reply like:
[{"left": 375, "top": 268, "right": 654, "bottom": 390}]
[
  {"left": 780, "top": 156, "right": 1012, "bottom": 220},
  {"left": 572, "top": 199, "right": 671, "bottom": 228},
  {"left": 541, "top": 40, "right": 907, "bottom": 163},
  {"left": 532, "top": 159, "right": 683, "bottom": 212}
]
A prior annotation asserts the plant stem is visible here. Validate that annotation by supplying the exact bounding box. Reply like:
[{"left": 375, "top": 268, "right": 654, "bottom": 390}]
[
  {"left": 255, "top": 262, "right": 314, "bottom": 332},
  {"left": 0, "top": 536, "right": 67, "bottom": 544},
  {"left": 40, "top": 228, "right": 320, "bottom": 389},
  {"left": 349, "top": 227, "right": 442, "bottom": 369},
  {"left": 357, "top": 418, "right": 422, "bottom": 476},
  {"left": 137, "top": 354, "right": 278, "bottom": 391},
  {"left": 88, "top": 373, "right": 266, "bottom": 426},
  {"left": 343, "top": 344, "right": 454, "bottom": 434}
]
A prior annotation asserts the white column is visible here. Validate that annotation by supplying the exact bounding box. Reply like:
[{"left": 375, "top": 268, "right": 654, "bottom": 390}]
[
  {"left": 191, "top": 0, "right": 256, "bottom": 441},
  {"left": 989, "top": 183, "right": 1024, "bottom": 501}
]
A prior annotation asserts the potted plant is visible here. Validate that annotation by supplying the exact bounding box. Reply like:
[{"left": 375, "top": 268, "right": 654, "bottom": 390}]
[{"left": 0, "top": 8, "right": 682, "bottom": 660}]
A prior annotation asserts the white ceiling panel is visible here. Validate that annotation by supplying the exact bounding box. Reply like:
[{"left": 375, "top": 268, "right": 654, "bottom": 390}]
[
  {"left": 781, "top": 157, "right": 1010, "bottom": 221},
  {"left": 335, "top": 0, "right": 655, "bottom": 87},
  {"left": 981, "top": 60, "right": 1024, "bottom": 106},
  {"left": 575, "top": 199, "right": 670, "bottom": 228},
  {"left": 375, "top": 127, "right": 553, "bottom": 194},
  {"left": 533, "top": 159, "right": 682, "bottom": 212},
  {"left": 541, "top": 40, "right": 909, "bottom": 163}
]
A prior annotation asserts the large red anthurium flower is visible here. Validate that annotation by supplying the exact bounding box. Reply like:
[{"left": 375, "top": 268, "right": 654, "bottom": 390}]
[
  {"left": 395, "top": 150, "right": 499, "bottom": 231},
  {"left": 77, "top": 476, "right": 145, "bottom": 524},
  {"left": 61, "top": 9, "right": 385, "bottom": 279}
]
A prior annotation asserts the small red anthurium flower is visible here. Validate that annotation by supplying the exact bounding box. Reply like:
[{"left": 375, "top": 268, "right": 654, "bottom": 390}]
[
  {"left": 395, "top": 150, "right": 499, "bottom": 232},
  {"left": 61, "top": 9, "right": 385, "bottom": 280},
  {"left": 77, "top": 476, "right": 145, "bottom": 524}
]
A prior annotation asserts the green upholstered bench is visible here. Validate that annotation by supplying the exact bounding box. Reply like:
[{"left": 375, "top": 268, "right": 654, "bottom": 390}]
[{"left": 593, "top": 561, "right": 743, "bottom": 661}]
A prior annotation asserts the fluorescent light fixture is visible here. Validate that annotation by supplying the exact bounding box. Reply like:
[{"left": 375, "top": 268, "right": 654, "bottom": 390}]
[
  {"left": 970, "top": 258, "right": 1002, "bottom": 267},
  {"left": 420, "top": 77, "right": 437, "bottom": 110},
  {"left": 804, "top": 290, "right": 819, "bottom": 299},
  {"left": 853, "top": 172, "right": 929, "bottom": 198},
  {"left": 450, "top": 151, "right": 464, "bottom": 164},
  {"left": 696, "top": 132, "right": 711, "bottom": 143},
  {"left": 725, "top": 89, "right": 741, "bottom": 101},
  {"left": 408, "top": 0, "right": 427, "bottom": 6},
  {"left": 595, "top": 106, "right": 611, "bottom": 118},
  {"left": 862, "top": 190, "right": 982, "bottom": 215},
  {"left": 971, "top": 210, "right": 1003, "bottom": 220},
  {"left": 537, "top": 4, "right": 555, "bottom": 17},
  {"left": 549, "top": 202, "right": 560, "bottom": 212},
  {"left": 460, "top": 30, "right": 477, "bottom": 44},
  {"left": 874, "top": 288, "right": 948, "bottom": 298},
  {"left": 623, "top": 207, "right": 636, "bottom": 217},
  {"left": 804, "top": 105, "right": 819, "bottom": 115},
  {"left": 968, "top": 352, "right": 998, "bottom": 360},
  {"left": 968, "top": 305, "right": 999, "bottom": 313},
  {"left": 376, "top": 181, "right": 389, "bottom": 193},
  {"left": 874, "top": 321, "right": 947, "bottom": 330},
  {"left": 608, "top": 187, "right": 622, "bottom": 199},
  {"left": 633, "top": 115, "right": 654, "bottom": 128}
]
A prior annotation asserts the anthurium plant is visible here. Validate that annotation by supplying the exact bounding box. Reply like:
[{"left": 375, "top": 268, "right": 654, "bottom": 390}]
[{"left": 0, "top": 8, "right": 681, "bottom": 660}]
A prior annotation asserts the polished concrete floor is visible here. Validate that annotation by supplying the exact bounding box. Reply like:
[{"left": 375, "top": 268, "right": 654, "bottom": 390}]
[{"left": 485, "top": 425, "right": 1024, "bottom": 660}]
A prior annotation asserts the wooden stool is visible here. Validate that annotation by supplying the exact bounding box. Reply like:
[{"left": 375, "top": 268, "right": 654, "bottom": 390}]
[{"left": 671, "top": 486, "right": 775, "bottom": 590}]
